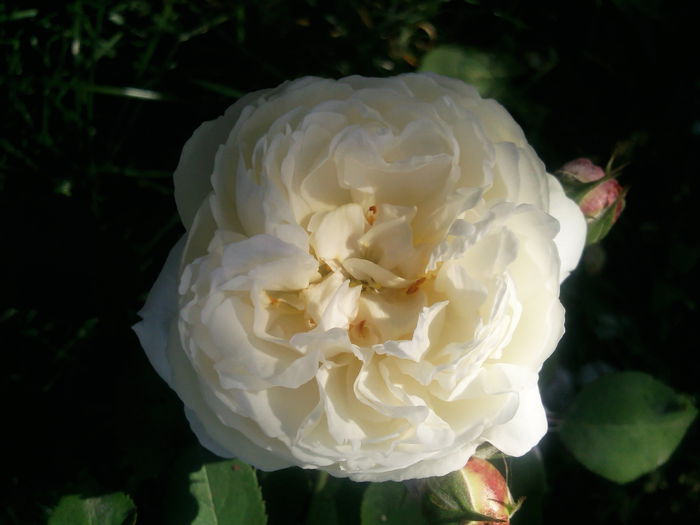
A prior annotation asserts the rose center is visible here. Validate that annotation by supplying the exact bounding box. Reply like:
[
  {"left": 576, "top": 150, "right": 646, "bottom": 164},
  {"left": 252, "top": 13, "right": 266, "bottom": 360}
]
[{"left": 298, "top": 201, "right": 437, "bottom": 347}]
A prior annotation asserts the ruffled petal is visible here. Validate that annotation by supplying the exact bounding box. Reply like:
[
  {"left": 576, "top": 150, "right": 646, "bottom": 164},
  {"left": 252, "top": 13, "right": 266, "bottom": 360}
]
[
  {"left": 175, "top": 90, "right": 271, "bottom": 230},
  {"left": 547, "top": 174, "right": 587, "bottom": 282},
  {"left": 483, "top": 384, "right": 547, "bottom": 457},
  {"left": 133, "top": 237, "right": 185, "bottom": 386}
]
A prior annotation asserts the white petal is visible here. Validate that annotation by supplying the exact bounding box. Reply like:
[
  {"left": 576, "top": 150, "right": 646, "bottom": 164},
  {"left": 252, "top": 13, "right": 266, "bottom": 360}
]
[
  {"left": 349, "top": 445, "right": 476, "bottom": 482},
  {"left": 377, "top": 301, "right": 448, "bottom": 361},
  {"left": 464, "top": 97, "right": 527, "bottom": 147},
  {"left": 221, "top": 234, "right": 318, "bottom": 290},
  {"left": 483, "top": 383, "right": 547, "bottom": 456},
  {"left": 352, "top": 289, "right": 425, "bottom": 345},
  {"left": 413, "top": 187, "right": 481, "bottom": 246},
  {"left": 317, "top": 279, "right": 362, "bottom": 331},
  {"left": 133, "top": 237, "right": 185, "bottom": 386},
  {"left": 359, "top": 204, "right": 417, "bottom": 273},
  {"left": 170, "top": 305, "right": 296, "bottom": 470},
  {"left": 342, "top": 258, "right": 410, "bottom": 288},
  {"left": 547, "top": 174, "right": 586, "bottom": 282},
  {"left": 174, "top": 90, "right": 270, "bottom": 230},
  {"left": 334, "top": 125, "right": 453, "bottom": 207},
  {"left": 308, "top": 203, "right": 366, "bottom": 264},
  {"left": 206, "top": 296, "right": 319, "bottom": 389},
  {"left": 183, "top": 389, "right": 292, "bottom": 471}
]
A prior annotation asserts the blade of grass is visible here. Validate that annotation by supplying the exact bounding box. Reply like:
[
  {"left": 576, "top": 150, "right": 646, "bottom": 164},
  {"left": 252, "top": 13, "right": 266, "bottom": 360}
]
[{"left": 190, "top": 79, "right": 245, "bottom": 98}]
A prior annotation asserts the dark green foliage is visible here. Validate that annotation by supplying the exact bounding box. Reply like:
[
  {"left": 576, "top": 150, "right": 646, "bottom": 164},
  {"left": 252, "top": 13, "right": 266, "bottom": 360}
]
[
  {"left": 48, "top": 493, "right": 137, "bottom": 525},
  {"left": 361, "top": 482, "right": 426, "bottom": 525},
  {"left": 166, "top": 446, "right": 266, "bottom": 525},
  {"left": 560, "top": 372, "right": 697, "bottom": 483},
  {"left": 2, "top": 1, "right": 699, "bottom": 524}
]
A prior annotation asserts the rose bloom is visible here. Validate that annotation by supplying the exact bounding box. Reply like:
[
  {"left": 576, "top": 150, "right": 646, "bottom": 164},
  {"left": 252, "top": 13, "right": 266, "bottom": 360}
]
[{"left": 135, "top": 73, "right": 586, "bottom": 482}]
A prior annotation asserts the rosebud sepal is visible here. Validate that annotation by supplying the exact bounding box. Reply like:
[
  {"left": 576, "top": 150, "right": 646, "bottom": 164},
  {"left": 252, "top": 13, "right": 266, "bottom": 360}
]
[
  {"left": 421, "top": 457, "right": 523, "bottom": 525},
  {"left": 424, "top": 487, "right": 509, "bottom": 523},
  {"left": 557, "top": 170, "right": 619, "bottom": 203}
]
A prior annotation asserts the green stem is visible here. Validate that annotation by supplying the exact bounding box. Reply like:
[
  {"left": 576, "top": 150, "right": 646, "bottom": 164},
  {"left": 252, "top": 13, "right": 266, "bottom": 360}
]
[{"left": 314, "top": 471, "right": 329, "bottom": 494}]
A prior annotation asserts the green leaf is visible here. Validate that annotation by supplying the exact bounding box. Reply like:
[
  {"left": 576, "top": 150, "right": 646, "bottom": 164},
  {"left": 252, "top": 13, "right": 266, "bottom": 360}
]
[
  {"left": 48, "top": 493, "right": 136, "bottom": 525},
  {"left": 361, "top": 482, "right": 426, "bottom": 525},
  {"left": 170, "top": 446, "right": 266, "bottom": 525},
  {"left": 419, "top": 46, "right": 508, "bottom": 97},
  {"left": 560, "top": 371, "right": 697, "bottom": 483},
  {"left": 190, "top": 458, "right": 266, "bottom": 525}
]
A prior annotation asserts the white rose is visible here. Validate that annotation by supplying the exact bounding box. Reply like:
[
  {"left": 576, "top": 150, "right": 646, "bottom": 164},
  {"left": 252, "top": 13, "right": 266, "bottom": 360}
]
[{"left": 134, "top": 73, "right": 586, "bottom": 482}]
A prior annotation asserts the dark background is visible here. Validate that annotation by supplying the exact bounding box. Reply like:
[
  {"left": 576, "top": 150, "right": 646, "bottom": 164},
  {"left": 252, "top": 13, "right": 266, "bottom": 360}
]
[{"left": 2, "top": 1, "right": 698, "bottom": 523}]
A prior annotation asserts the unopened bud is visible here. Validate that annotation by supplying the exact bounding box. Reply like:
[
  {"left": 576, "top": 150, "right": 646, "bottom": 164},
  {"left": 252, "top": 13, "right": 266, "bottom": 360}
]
[
  {"left": 422, "top": 457, "right": 521, "bottom": 524},
  {"left": 579, "top": 178, "right": 624, "bottom": 222},
  {"left": 557, "top": 157, "right": 627, "bottom": 245}
]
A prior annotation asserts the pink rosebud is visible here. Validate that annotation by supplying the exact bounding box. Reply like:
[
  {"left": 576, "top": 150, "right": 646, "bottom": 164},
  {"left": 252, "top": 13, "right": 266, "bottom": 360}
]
[
  {"left": 579, "top": 178, "right": 624, "bottom": 222},
  {"left": 557, "top": 157, "right": 627, "bottom": 245},
  {"left": 559, "top": 157, "right": 606, "bottom": 183},
  {"left": 422, "top": 456, "right": 521, "bottom": 524},
  {"left": 461, "top": 457, "right": 514, "bottom": 523}
]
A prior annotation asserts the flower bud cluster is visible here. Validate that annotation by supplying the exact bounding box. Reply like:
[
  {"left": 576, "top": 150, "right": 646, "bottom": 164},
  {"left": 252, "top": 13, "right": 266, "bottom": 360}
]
[{"left": 557, "top": 158, "right": 626, "bottom": 244}]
